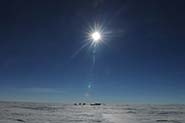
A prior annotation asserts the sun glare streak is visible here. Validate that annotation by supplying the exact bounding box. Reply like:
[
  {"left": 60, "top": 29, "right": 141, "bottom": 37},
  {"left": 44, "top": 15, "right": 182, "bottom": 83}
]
[{"left": 71, "top": 42, "right": 90, "bottom": 59}]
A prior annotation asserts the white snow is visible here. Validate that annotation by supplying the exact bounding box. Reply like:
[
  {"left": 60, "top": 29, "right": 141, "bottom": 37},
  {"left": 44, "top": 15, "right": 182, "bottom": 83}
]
[{"left": 0, "top": 102, "right": 184, "bottom": 123}]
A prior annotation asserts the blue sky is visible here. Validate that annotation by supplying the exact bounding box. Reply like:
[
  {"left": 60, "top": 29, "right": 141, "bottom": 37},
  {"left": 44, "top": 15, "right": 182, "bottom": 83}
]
[{"left": 0, "top": 0, "right": 185, "bottom": 104}]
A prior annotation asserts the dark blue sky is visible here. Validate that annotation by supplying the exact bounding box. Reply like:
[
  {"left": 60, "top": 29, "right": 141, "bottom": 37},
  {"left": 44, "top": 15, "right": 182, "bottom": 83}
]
[{"left": 0, "top": 0, "right": 185, "bottom": 103}]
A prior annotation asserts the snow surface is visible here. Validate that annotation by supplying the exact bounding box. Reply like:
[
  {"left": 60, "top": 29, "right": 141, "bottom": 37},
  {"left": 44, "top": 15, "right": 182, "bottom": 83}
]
[{"left": 0, "top": 101, "right": 185, "bottom": 123}]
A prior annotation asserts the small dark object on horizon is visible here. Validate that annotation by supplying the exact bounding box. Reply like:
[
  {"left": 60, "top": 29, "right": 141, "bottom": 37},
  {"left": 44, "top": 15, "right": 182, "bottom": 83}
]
[
  {"left": 90, "top": 103, "right": 102, "bottom": 106},
  {"left": 16, "top": 119, "right": 25, "bottom": 122},
  {"left": 74, "top": 102, "right": 103, "bottom": 106}
]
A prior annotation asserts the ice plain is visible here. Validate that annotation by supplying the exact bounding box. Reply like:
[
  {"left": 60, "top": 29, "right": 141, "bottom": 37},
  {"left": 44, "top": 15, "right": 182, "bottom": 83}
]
[{"left": 0, "top": 101, "right": 184, "bottom": 123}]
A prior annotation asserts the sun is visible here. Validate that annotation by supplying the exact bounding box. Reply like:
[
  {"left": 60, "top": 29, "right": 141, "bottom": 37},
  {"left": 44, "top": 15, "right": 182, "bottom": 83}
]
[
  {"left": 91, "top": 31, "right": 101, "bottom": 42},
  {"left": 86, "top": 22, "right": 110, "bottom": 47}
]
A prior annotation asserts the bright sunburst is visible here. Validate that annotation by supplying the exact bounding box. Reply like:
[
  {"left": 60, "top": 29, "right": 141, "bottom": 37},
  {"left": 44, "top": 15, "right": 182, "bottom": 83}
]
[
  {"left": 86, "top": 22, "right": 107, "bottom": 47},
  {"left": 91, "top": 31, "right": 101, "bottom": 42}
]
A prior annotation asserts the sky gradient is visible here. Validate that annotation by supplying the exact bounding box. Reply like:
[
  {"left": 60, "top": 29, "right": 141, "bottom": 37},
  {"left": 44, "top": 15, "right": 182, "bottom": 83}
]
[{"left": 0, "top": 0, "right": 185, "bottom": 104}]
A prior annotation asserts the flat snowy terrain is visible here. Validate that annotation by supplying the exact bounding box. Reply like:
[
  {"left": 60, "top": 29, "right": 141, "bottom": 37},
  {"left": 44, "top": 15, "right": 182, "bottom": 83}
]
[{"left": 0, "top": 101, "right": 184, "bottom": 123}]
